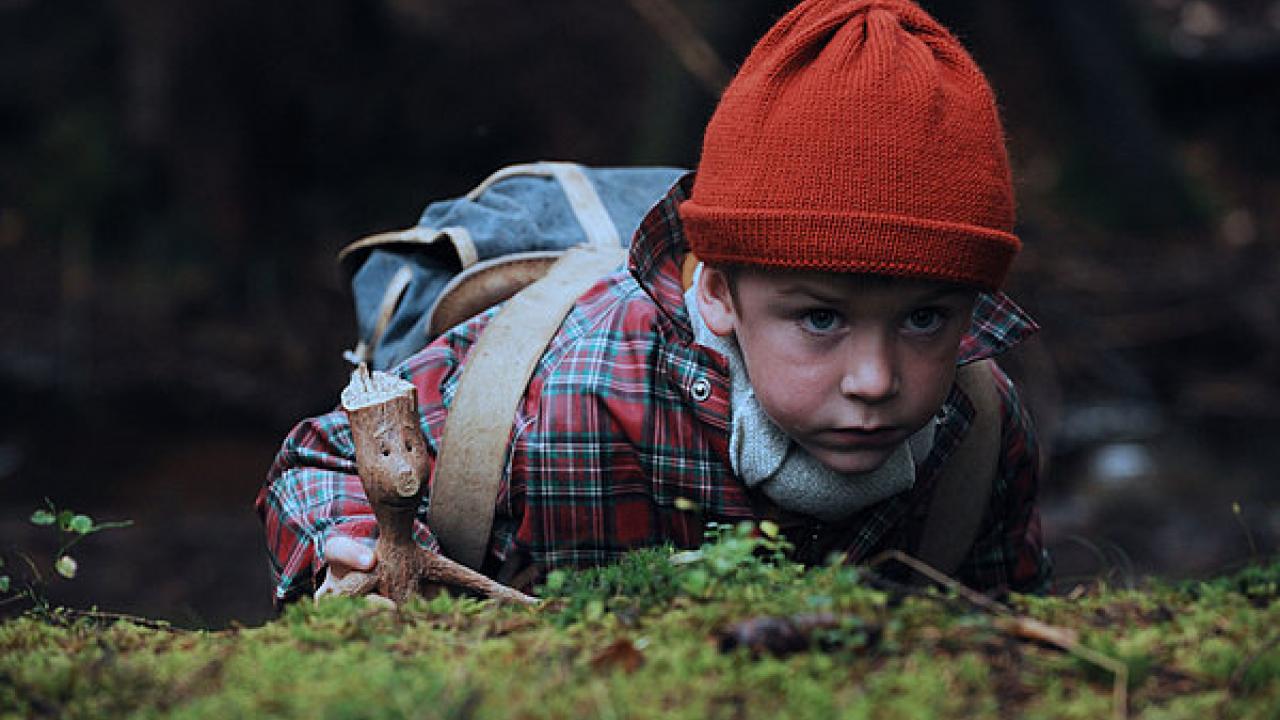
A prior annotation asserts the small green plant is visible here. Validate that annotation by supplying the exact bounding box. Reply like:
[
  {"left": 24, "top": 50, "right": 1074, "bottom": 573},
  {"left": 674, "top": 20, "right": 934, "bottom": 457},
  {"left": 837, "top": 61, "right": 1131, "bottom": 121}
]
[
  {"left": 1232, "top": 500, "right": 1259, "bottom": 560},
  {"left": 667, "top": 519, "right": 798, "bottom": 598},
  {"left": 0, "top": 498, "right": 133, "bottom": 611},
  {"left": 540, "top": 519, "right": 801, "bottom": 625}
]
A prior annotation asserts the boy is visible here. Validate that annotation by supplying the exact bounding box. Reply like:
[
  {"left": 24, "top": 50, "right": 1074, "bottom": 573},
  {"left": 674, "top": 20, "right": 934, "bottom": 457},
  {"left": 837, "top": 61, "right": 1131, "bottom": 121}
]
[{"left": 258, "top": 0, "right": 1051, "bottom": 605}]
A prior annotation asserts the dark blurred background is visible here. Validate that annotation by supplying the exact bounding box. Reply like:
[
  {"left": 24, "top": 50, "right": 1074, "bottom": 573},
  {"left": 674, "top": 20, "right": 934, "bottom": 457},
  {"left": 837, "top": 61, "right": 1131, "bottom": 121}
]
[{"left": 2, "top": 0, "right": 1278, "bottom": 628}]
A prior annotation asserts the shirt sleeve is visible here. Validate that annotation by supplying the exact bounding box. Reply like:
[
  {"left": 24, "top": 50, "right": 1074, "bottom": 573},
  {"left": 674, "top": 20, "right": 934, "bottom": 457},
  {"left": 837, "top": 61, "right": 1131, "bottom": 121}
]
[
  {"left": 957, "top": 363, "right": 1054, "bottom": 595},
  {"left": 255, "top": 409, "right": 388, "bottom": 604}
]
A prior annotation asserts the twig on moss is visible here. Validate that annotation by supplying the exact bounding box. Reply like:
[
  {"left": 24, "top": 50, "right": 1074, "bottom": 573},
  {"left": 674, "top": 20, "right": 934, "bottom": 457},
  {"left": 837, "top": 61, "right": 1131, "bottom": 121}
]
[
  {"left": 865, "top": 549, "right": 1129, "bottom": 720},
  {"left": 866, "top": 549, "right": 1011, "bottom": 616}
]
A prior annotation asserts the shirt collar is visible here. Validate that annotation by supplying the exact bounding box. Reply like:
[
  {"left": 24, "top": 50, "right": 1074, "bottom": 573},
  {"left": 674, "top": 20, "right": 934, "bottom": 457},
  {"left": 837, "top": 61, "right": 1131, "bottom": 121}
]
[
  {"left": 958, "top": 291, "right": 1039, "bottom": 364},
  {"left": 628, "top": 173, "right": 700, "bottom": 343},
  {"left": 627, "top": 172, "right": 1039, "bottom": 361}
]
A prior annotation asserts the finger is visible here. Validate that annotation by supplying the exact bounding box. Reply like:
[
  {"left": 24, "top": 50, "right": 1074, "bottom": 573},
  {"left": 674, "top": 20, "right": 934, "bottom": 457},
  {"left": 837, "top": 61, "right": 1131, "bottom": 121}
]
[
  {"left": 330, "top": 569, "right": 378, "bottom": 597},
  {"left": 363, "top": 594, "right": 396, "bottom": 611},
  {"left": 324, "top": 535, "right": 377, "bottom": 572},
  {"left": 316, "top": 569, "right": 378, "bottom": 602}
]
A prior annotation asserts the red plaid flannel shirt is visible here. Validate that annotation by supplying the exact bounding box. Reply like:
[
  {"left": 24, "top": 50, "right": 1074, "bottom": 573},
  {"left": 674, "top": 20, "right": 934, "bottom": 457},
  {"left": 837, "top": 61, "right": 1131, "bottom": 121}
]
[{"left": 257, "top": 176, "right": 1052, "bottom": 603}]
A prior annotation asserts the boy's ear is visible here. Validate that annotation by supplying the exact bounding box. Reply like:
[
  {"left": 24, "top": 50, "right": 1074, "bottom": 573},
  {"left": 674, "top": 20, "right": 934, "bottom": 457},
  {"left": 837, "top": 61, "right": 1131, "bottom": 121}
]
[{"left": 697, "top": 265, "right": 738, "bottom": 337}]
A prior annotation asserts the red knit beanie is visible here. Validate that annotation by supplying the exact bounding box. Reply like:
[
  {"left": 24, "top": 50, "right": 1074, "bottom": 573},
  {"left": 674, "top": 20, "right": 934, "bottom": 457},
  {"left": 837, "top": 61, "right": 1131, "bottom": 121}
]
[{"left": 680, "top": 0, "right": 1020, "bottom": 291}]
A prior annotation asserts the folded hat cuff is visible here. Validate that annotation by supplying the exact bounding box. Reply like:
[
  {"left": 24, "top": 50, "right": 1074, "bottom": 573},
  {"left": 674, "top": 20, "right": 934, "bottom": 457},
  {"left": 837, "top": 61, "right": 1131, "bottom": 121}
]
[{"left": 680, "top": 202, "right": 1019, "bottom": 292}]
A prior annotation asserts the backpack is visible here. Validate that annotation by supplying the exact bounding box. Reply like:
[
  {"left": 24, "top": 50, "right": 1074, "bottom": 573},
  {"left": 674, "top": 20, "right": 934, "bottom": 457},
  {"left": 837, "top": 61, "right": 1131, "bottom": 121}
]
[
  {"left": 337, "top": 161, "right": 1001, "bottom": 580},
  {"left": 338, "top": 161, "right": 686, "bottom": 371}
]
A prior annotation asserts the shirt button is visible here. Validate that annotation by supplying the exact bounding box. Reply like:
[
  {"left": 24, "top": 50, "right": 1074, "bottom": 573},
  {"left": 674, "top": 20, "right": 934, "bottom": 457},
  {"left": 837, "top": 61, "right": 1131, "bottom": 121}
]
[{"left": 690, "top": 377, "right": 712, "bottom": 402}]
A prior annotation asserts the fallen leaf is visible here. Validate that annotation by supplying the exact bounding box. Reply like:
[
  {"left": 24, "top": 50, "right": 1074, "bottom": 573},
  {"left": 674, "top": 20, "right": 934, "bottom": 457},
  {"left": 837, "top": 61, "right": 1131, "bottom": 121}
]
[
  {"left": 719, "top": 616, "right": 816, "bottom": 657},
  {"left": 590, "top": 638, "right": 644, "bottom": 673}
]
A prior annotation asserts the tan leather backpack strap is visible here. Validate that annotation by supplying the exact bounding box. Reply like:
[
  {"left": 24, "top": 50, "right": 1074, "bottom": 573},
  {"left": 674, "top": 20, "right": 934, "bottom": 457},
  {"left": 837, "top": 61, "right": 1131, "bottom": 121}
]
[
  {"left": 544, "top": 162, "right": 622, "bottom": 248},
  {"left": 428, "top": 161, "right": 626, "bottom": 569},
  {"left": 428, "top": 243, "right": 626, "bottom": 569},
  {"left": 915, "top": 358, "right": 1003, "bottom": 577},
  {"left": 338, "top": 225, "right": 479, "bottom": 271}
]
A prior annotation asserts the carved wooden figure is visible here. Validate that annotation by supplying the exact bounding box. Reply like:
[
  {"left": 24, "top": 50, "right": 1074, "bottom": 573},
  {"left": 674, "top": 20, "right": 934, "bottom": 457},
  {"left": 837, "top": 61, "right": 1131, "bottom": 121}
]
[{"left": 332, "top": 365, "right": 536, "bottom": 606}]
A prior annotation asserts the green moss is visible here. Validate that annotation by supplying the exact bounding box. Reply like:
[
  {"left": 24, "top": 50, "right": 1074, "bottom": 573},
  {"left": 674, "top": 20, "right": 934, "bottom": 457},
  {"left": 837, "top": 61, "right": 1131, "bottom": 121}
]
[{"left": 2, "top": 538, "right": 1277, "bottom": 719}]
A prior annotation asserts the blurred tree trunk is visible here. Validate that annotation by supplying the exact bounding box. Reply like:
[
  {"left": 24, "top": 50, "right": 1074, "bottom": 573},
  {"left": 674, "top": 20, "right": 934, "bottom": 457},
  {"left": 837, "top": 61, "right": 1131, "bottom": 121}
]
[{"left": 630, "top": 0, "right": 791, "bottom": 166}]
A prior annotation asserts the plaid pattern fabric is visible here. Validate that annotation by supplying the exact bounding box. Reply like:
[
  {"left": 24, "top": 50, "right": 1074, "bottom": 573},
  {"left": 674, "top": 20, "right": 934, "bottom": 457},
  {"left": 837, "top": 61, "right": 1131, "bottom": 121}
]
[{"left": 257, "top": 175, "right": 1052, "bottom": 603}]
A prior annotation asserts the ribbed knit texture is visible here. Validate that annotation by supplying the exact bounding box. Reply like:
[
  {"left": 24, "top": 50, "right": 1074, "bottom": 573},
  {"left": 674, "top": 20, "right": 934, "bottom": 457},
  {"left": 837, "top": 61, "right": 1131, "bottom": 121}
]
[{"left": 680, "top": 0, "right": 1020, "bottom": 290}]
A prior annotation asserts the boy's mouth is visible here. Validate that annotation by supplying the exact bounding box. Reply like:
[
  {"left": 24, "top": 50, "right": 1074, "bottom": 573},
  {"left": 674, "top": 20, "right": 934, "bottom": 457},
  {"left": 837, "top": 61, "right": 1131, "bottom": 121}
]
[{"left": 816, "top": 426, "right": 905, "bottom": 450}]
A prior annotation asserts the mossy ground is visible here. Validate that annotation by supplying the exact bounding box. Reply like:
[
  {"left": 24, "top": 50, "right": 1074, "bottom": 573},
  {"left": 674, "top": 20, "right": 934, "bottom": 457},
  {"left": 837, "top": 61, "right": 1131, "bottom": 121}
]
[{"left": 2, "top": 525, "right": 1278, "bottom": 719}]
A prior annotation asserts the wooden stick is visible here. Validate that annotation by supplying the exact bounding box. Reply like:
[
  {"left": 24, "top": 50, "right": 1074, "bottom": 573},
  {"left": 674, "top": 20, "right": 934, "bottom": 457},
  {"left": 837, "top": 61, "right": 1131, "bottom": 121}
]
[
  {"left": 867, "top": 550, "right": 1128, "bottom": 720},
  {"left": 625, "top": 0, "right": 732, "bottom": 94},
  {"left": 866, "top": 549, "right": 1011, "bottom": 616},
  {"left": 340, "top": 366, "right": 536, "bottom": 606}
]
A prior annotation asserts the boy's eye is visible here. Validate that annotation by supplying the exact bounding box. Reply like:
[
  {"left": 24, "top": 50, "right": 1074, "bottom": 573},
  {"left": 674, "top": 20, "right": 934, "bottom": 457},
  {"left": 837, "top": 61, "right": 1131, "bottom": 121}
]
[
  {"left": 801, "top": 309, "right": 839, "bottom": 333},
  {"left": 904, "top": 308, "right": 946, "bottom": 335}
]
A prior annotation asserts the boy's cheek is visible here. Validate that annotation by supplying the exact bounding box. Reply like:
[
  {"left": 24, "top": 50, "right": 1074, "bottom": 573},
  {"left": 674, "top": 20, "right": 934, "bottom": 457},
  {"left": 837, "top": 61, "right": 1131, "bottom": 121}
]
[{"left": 754, "top": 361, "right": 833, "bottom": 421}]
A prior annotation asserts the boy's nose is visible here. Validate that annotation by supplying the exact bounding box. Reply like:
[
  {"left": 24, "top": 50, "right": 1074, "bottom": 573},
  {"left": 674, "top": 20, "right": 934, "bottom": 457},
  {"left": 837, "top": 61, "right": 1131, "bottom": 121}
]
[{"left": 838, "top": 338, "right": 899, "bottom": 403}]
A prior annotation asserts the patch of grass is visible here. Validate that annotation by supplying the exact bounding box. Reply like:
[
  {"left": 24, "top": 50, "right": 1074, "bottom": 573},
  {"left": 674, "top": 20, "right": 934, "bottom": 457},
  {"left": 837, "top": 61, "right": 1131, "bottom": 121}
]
[{"left": 1, "top": 527, "right": 1278, "bottom": 719}]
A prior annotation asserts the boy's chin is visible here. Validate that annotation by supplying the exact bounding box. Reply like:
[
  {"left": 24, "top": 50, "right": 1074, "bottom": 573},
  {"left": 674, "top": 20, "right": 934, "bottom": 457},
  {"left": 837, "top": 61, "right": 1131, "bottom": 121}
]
[{"left": 806, "top": 445, "right": 899, "bottom": 476}]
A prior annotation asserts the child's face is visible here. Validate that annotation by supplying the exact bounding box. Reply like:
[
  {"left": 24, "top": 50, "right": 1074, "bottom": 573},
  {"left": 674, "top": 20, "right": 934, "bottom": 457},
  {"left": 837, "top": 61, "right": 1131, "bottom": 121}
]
[{"left": 698, "top": 265, "right": 977, "bottom": 475}]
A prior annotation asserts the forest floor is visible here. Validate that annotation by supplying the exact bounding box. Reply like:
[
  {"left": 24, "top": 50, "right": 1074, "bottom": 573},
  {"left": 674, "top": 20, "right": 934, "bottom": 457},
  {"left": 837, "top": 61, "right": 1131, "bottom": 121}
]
[{"left": 3, "top": 523, "right": 1278, "bottom": 720}]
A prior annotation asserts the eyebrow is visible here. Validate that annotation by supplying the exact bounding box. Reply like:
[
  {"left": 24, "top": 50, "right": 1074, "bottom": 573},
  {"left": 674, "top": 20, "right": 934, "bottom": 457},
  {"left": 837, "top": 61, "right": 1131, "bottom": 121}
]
[
  {"left": 773, "top": 284, "right": 845, "bottom": 304},
  {"left": 773, "top": 282, "right": 972, "bottom": 305}
]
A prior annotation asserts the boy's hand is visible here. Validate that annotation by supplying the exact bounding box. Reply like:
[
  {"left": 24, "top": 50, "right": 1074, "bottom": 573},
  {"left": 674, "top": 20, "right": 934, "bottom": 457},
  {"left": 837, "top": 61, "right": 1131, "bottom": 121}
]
[{"left": 314, "top": 535, "right": 394, "bottom": 608}]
